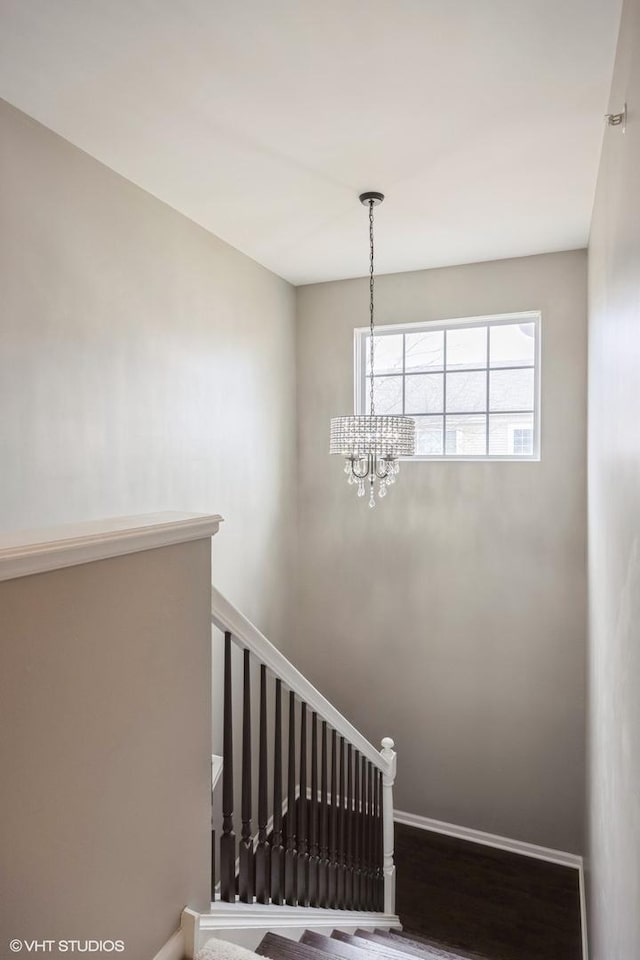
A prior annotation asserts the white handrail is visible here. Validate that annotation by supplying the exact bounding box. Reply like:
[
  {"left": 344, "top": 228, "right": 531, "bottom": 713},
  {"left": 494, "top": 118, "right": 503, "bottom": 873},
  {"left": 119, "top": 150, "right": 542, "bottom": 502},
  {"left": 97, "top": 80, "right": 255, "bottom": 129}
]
[{"left": 211, "top": 585, "right": 392, "bottom": 777}]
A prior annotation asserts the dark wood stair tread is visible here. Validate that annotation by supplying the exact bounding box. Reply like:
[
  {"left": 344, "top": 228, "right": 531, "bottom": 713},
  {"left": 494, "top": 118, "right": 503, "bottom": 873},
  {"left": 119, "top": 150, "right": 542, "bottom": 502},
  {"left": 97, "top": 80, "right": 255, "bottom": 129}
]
[
  {"left": 301, "top": 931, "right": 384, "bottom": 960},
  {"left": 379, "top": 930, "right": 492, "bottom": 960},
  {"left": 355, "top": 930, "right": 452, "bottom": 959},
  {"left": 331, "top": 930, "right": 427, "bottom": 959},
  {"left": 256, "top": 932, "right": 331, "bottom": 960}
]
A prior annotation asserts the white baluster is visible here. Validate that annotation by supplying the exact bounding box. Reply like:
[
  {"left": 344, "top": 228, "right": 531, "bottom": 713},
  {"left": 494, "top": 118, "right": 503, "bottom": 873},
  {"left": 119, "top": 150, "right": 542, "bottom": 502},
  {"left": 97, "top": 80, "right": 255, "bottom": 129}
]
[{"left": 380, "top": 736, "right": 397, "bottom": 914}]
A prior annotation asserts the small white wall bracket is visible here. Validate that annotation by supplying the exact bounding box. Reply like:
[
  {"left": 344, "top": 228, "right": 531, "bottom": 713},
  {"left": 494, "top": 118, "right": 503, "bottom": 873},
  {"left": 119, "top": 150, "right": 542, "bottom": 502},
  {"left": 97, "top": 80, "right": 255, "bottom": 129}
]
[{"left": 605, "top": 103, "right": 627, "bottom": 132}]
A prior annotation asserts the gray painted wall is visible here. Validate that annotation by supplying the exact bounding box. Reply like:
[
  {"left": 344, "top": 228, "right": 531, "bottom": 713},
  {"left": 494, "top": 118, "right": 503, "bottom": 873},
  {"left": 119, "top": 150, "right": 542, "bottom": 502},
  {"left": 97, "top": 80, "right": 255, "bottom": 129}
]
[
  {"left": 587, "top": 0, "right": 640, "bottom": 954},
  {"left": 294, "top": 251, "right": 587, "bottom": 853},
  {"left": 0, "top": 98, "right": 296, "bottom": 645}
]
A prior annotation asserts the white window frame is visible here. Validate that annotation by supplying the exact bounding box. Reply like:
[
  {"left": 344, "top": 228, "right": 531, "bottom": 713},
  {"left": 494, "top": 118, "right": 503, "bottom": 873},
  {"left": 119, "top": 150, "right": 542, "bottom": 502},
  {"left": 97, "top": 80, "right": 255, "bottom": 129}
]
[{"left": 354, "top": 310, "right": 542, "bottom": 461}]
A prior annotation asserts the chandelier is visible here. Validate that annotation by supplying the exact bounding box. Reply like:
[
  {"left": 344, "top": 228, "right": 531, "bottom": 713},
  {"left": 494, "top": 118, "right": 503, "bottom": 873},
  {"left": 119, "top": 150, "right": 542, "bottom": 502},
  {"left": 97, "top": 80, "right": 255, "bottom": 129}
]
[{"left": 330, "top": 192, "right": 415, "bottom": 507}]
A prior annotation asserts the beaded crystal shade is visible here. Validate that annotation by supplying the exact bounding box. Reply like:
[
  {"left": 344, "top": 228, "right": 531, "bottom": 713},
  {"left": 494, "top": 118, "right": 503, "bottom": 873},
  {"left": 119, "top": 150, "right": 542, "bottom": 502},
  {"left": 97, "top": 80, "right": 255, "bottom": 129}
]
[
  {"left": 330, "top": 416, "right": 416, "bottom": 459},
  {"left": 330, "top": 193, "right": 415, "bottom": 507}
]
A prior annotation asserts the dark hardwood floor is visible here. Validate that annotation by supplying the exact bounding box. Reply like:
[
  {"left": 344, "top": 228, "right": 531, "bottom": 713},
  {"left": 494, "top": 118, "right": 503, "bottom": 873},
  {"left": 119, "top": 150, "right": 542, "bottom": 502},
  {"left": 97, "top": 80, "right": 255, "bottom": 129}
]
[{"left": 394, "top": 823, "right": 582, "bottom": 960}]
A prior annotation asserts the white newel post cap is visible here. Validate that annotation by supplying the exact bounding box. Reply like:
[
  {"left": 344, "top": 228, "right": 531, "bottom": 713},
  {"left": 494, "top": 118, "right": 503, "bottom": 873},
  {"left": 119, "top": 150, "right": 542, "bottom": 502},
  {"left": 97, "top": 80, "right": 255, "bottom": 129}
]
[{"left": 380, "top": 737, "right": 397, "bottom": 784}]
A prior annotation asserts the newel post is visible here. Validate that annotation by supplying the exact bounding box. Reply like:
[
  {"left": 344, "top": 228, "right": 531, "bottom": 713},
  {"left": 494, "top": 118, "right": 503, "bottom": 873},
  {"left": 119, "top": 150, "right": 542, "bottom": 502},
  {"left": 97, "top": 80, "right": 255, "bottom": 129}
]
[{"left": 380, "top": 737, "right": 397, "bottom": 915}]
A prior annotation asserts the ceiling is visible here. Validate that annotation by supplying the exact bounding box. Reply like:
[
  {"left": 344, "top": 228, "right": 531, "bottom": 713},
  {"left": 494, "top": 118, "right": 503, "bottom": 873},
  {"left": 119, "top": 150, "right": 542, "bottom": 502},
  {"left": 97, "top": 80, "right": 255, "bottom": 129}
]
[{"left": 0, "top": 0, "right": 622, "bottom": 285}]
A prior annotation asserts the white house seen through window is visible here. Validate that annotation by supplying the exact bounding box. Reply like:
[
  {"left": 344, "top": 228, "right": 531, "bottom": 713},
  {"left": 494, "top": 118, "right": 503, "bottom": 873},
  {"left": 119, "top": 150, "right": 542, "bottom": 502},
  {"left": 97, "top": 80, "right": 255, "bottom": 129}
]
[{"left": 355, "top": 312, "right": 540, "bottom": 459}]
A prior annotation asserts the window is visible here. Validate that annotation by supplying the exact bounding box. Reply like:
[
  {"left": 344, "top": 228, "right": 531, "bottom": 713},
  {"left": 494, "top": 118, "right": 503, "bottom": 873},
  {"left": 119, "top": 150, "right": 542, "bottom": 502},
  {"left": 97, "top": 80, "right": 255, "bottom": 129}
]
[
  {"left": 355, "top": 312, "right": 540, "bottom": 459},
  {"left": 512, "top": 428, "right": 533, "bottom": 456}
]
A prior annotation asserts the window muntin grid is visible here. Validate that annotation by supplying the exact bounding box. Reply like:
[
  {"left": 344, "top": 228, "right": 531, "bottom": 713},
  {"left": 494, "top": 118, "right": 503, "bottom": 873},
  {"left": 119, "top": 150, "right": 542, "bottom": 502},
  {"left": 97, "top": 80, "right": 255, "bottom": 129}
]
[{"left": 355, "top": 312, "right": 541, "bottom": 460}]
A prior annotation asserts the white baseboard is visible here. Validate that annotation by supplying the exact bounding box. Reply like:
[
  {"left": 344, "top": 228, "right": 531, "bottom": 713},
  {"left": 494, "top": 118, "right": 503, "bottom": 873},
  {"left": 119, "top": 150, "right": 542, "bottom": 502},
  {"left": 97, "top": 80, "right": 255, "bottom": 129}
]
[
  {"left": 181, "top": 908, "right": 200, "bottom": 960},
  {"left": 395, "top": 808, "right": 588, "bottom": 959},
  {"left": 394, "top": 809, "right": 582, "bottom": 869},
  {"left": 152, "top": 928, "right": 185, "bottom": 960},
  {"left": 579, "top": 865, "right": 589, "bottom": 960}
]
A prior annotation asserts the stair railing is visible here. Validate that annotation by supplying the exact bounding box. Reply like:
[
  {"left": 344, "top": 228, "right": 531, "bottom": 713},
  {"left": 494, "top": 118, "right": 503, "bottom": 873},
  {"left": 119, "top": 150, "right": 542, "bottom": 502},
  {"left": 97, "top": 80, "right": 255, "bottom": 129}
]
[{"left": 211, "top": 586, "right": 397, "bottom": 914}]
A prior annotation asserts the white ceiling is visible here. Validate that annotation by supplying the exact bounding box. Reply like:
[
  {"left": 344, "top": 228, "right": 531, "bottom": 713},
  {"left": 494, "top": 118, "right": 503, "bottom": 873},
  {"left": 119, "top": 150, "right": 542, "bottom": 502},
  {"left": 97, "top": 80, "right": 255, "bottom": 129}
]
[{"left": 0, "top": 0, "right": 622, "bottom": 285}]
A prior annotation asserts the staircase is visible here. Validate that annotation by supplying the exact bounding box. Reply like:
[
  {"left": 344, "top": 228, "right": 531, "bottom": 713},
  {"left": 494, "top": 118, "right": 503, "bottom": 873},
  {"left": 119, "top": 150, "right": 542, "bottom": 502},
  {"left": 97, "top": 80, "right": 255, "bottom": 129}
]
[
  {"left": 255, "top": 928, "right": 487, "bottom": 960},
  {"left": 180, "top": 588, "right": 401, "bottom": 957},
  {"left": 179, "top": 587, "right": 583, "bottom": 960},
  {"left": 210, "top": 585, "right": 397, "bottom": 909}
]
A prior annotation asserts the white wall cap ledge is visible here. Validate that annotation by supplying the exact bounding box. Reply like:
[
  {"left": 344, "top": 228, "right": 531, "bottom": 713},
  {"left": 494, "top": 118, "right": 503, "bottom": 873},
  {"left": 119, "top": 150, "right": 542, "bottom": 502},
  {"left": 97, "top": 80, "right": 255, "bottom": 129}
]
[{"left": 0, "top": 511, "right": 222, "bottom": 582}]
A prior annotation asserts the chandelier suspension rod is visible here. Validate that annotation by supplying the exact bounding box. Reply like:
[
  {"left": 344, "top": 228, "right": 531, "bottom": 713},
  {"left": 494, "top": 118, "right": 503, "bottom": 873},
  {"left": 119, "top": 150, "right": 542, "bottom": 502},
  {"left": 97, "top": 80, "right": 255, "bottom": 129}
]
[{"left": 369, "top": 199, "right": 375, "bottom": 419}]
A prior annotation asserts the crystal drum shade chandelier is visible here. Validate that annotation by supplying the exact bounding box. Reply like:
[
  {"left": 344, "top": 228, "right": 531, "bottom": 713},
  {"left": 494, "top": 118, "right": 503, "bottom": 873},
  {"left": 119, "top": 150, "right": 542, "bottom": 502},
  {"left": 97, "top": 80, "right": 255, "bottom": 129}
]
[{"left": 330, "top": 192, "right": 415, "bottom": 507}]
